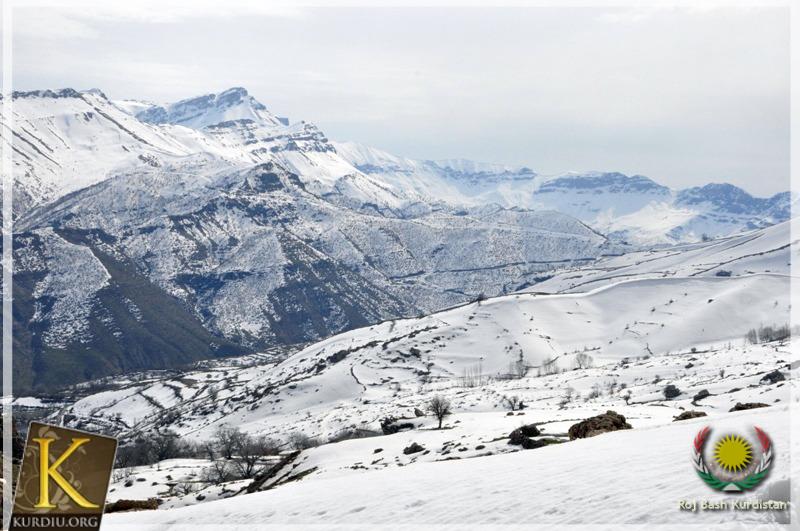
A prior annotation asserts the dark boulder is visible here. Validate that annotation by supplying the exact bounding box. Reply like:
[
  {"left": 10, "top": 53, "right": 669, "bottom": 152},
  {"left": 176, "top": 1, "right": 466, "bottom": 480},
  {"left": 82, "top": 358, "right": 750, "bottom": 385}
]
[
  {"left": 105, "top": 498, "right": 160, "bottom": 513},
  {"left": 413, "top": 408, "right": 425, "bottom": 417},
  {"left": 692, "top": 389, "right": 710, "bottom": 402},
  {"left": 568, "top": 410, "right": 632, "bottom": 440},
  {"left": 380, "top": 417, "right": 415, "bottom": 435},
  {"left": 663, "top": 384, "right": 681, "bottom": 399},
  {"left": 729, "top": 402, "right": 769, "bottom": 412},
  {"left": 673, "top": 411, "right": 707, "bottom": 422},
  {"left": 760, "top": 370, "right": 786, "bottom": 385},
  {"left": 508, "top": 424, "right": 540, "bottom": 445},
  {"left": 403, "top": 442, "right": 425, "bottom": 455}
]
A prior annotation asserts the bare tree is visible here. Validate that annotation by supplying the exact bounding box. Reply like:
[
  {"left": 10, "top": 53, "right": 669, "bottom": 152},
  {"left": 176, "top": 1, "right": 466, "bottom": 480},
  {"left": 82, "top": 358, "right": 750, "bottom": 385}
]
[
  {"left": 213, "top": 425, "right": 246, "bottom": 460},
  {"left": 509, "top": 353, "right": 528, "bottom": 379},
  {"left": 233, "top": 435, "right": 278, "bottom": 479},
  {"left": 502, "top": 395, "right": 523, "bottom": 411},
  {"left": 623, "top": 391, "right": 632, "bottom": 404},
  {"left": 427, "top": 396, "right": 452, "bottom": 429},
  {"left": 460, "top": 361, "right": 487, "bottom": 388},
  {"left": 574, "top": 352, "right": 594, "bottom": 369},
  {"left": 174, "top": 481, "right": 197, "bottom": 496},
  {"left": 587, "top": 383, "right": 602, "bottom": 399},
  {"left": 202, "top": 459, "right": 235, "bottom": 485},
  {"left": 288, "top": 432, "right": 318, "bottom": 450},
  {"left": 150, "top": 431, "right": 183, "bottom": 462},
  {"left": 539, "top": 357, "right": 559, "bottom": 376},
  {"left": 200, "top": 440, "right": 216, "bottom": 461},
  {"left": 559, "top": 386, "right": 575, "bottom": 408}
]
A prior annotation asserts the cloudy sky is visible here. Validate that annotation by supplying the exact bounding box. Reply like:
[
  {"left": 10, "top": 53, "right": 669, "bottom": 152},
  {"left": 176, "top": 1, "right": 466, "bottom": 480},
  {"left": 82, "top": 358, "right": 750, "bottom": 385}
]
[{"left": 11, "top": 3, "right": 789, "bottom": 194}]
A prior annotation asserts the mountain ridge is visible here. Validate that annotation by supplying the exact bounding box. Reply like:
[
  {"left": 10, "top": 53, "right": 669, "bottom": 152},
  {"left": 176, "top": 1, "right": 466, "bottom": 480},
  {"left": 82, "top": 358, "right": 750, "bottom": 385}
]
[{"left": 5, "top": 85, "right": 792, "bottom": 391}]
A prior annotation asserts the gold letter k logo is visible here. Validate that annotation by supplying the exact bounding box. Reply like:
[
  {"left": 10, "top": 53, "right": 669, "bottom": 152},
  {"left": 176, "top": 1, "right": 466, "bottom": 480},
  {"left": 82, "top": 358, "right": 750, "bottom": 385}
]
[{"left": 33, "top": 437, "right": 99, "bottom": 509}]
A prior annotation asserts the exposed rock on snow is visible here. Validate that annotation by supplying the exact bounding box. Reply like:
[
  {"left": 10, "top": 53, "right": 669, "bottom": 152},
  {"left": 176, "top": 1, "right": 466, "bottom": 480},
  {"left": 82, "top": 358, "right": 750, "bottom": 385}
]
[
  {"left": 672, "top": 410, "right": 707, "bottom": 422},
  {"left": 728, "top": 402, "right": 770, "bottom": 412},
  {"left": 402, "top": 443, "right": 425, "bottom": 455},
  {"left": 760, "top": 370, "right": 786, "bottom": 384},
  {"left": 567, "top": 410, "right": 632, "bottom": 439}
]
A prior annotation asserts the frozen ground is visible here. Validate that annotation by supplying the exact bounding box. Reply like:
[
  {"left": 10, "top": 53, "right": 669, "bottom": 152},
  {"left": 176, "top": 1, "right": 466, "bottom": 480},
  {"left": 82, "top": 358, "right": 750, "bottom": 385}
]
[
  {"left": 104, "top": 403, "right": 795, "bottom": 529},
  {"left": 91, "top": 338, "right": 795, "bottom": 528}
]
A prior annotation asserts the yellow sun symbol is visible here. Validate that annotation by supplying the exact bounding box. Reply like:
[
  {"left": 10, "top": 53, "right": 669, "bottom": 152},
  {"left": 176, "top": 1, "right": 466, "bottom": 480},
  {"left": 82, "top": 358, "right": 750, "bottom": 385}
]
[{"left": 713, "top": 434, "right": 753, "bottom": 473}]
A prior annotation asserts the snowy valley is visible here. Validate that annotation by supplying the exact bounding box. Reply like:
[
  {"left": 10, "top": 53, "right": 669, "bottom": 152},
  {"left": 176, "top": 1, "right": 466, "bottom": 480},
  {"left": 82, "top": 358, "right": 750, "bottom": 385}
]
[
  {"left": 3, "top": 85, "right": 796, "bottom": 528},
  {"left": 4, "top": 86, "right": 794, "bottom": 392},
  {"left": 13, "top": 215, "right": 794, "bottom": 528}
]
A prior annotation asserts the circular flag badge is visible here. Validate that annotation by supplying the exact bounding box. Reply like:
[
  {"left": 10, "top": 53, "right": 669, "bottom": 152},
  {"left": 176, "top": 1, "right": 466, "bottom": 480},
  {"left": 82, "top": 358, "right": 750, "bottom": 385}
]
[{"left": 692, "top": 426, "right": 773, "bottom": 492}]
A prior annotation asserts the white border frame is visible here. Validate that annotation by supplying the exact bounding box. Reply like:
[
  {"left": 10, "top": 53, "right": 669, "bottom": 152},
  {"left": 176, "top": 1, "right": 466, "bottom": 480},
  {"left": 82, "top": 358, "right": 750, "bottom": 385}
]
[{"left": 0, "top": 1, "right": 795, "bottom": 529}]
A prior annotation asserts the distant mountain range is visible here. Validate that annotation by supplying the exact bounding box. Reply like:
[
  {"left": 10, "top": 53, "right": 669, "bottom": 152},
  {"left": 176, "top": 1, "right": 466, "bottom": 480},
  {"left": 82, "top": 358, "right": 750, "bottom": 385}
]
[
  {"left": 334, "top": 143, "right": 790, "bottom": 246},
  {"left": 3, "top": 87, "right": 791, "bottom": 392}
]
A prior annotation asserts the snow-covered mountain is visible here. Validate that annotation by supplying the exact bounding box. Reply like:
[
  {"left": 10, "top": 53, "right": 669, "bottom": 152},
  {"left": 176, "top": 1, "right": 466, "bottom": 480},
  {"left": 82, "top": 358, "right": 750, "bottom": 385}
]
[
  {"left": 10, "top": 86, "right": 790, "bottom": 526},
  {"left": 50, "top": 218, "right": 793, "bottom": 441},
  {"left": 334, "top": 142, "right": 791, "bottom": 246},
  {"left": 8, "top": 87, "right": 789, "bottom": 242},
  {"left": 12, "top": 157, "right": 609, "bottom": 392},
  {"left": 5, "top": 89, "right": 193, "bottom": 214},
  {"left": 136, "top": 87, "right": 284, "bottom": 130},
  {"left": 5, "top": 86, "right": 791, "bottom": 392},
  {"left": 8, "top": 87, "right": 622, "bottom": 391},
  {"left": 28, "top": 216, "right": 791, "bottom": 527},
  {"left": 534, "top": 173, "right": 791, "bottom": 245}
]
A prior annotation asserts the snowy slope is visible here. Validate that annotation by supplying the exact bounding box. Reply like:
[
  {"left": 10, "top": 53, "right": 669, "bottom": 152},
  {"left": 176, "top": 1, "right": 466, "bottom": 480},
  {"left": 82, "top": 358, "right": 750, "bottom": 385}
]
[
  {"left": 529, "top": 217, "right": 795, "bottom": 294},
  {"left": 57, "top": 272, "right": 788, "bottom": 439},
  {"left": 5, "top": 89, "right": 193, "bottom": 214},
  {"left": 46, "top": 329, "right": 792, "bottom": 521},
  {"left": 104, "top": 402, "right": 794, "bottom": 529},
  {"left": 52, "top": 217, "right": 790, "bottom": 439}
]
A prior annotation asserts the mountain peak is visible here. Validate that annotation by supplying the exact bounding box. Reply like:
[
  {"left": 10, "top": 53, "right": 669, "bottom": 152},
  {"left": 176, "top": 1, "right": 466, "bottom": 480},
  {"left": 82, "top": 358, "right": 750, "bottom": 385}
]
[
  {"left": 136, "top": 87, "right": 276, "bottom": 129},
  {"left": 213, "top": 87, "right": 266, "bottom": 110},
  {"left": 674, "top": 182, "right": 775, "bottom": 216},
  {"left": 81, "top": 88, "right": 108, "bottom": 99}
]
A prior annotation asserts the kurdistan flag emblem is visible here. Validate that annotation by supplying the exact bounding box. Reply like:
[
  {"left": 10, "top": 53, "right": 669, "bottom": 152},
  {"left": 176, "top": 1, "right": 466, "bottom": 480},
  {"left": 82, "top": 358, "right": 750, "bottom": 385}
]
[{"left": 692, "top": 426, "right": 773, "bottom": 492}]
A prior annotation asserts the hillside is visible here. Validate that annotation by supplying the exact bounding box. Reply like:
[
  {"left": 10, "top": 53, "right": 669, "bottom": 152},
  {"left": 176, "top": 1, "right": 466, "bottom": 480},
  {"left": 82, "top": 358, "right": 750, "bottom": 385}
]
[
  {"left": 51, "top": 218, "right": 790, "bottom": 440},
  {"left": 8, "top": 88, "right": 621, "bottom": 390},
  {"left": 103, "top": 404, "right": 793, "bottom": 528},
  {"left": 6, "top": 86, "right": 792, "bottom": 391},
  {"left": 32, "top": 214, "right": 793, "bottom": 529},
  {"left": 530, "top": 217, "right": 795, "bottom": 294}
]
